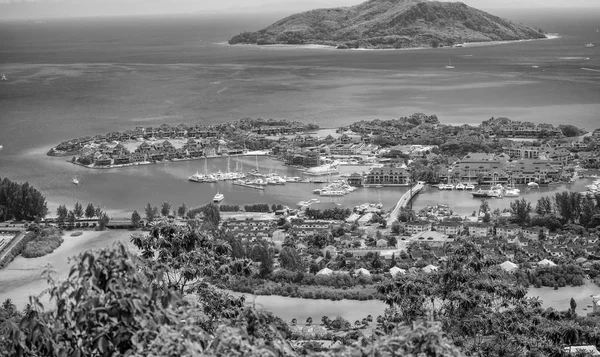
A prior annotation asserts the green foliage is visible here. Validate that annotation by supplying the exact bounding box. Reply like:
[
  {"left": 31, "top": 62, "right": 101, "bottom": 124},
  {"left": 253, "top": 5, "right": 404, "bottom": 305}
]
[
  {"left": 160, "top": 201, "right": 172, "bottom": 217},
  {"left": 219, "top": 204, "right": 240, "bottom": 212},
  {"left": 509, "top": 198, "right": 531, "bottom": 225},
  {"left": 305, "top": 207, "right": 352, "bottom": 221},
  {"left": 177, "top": 202, "right": 187, "bottom": 217},
  {"left": 73, "top": 202, "right": 83, "bottom": 219},
  {"left": 84, "top": 202, "right": 95, "bottom": 218},
  {"left": 0, "top": 177, "right": 48, "bottom": 221},
  {"left": 131, "top": 210, "right": 141, "bottom": 228},
  {"left": 21, "top": 227, "right": 63, "bottom": 258},
  {"left": 144, "top": 202, "right": 155, "bottom": 223},
  {"left": 243, "top": 203, "right": 270, "bottom": 213},
  {"left": 560, "top": 124, "right": 583, "bottom": 137}
]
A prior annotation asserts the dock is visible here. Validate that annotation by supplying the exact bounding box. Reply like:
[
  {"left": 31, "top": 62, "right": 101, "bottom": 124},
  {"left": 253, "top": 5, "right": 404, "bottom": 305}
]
[
  {"left": 387, "top": 182, "right": 425, "bottom": 227},
  {"left": 232, "top": 181, "right": 265, "bottom": 190}
]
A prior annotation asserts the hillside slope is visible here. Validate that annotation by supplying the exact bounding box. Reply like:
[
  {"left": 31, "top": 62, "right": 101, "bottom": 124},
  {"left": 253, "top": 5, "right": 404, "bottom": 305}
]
[{"left": 229, "top": 0, "right": 546, "bottom": 49}]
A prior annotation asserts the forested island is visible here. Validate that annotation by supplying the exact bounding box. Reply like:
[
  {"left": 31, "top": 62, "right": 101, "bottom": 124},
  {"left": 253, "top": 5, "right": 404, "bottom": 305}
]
[{"left": 229, "top": 0, "right": 546, "bottom": 49}]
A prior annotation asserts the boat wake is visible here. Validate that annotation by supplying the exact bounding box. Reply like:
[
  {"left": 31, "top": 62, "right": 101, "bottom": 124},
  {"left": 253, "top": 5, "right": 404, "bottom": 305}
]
[{"left": 581, "top": 68, "right": 600, "bottom": 73}]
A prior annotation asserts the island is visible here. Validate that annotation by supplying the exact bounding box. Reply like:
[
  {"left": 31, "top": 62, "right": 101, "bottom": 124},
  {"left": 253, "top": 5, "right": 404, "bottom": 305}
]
[{"left": 228, "top": 0, "right": 546, "bottom": 49}]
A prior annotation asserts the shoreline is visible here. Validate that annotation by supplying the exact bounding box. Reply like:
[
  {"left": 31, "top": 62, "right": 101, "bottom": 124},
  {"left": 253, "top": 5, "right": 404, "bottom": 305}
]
[{"left": 222, "top": 34, "right": 559, "bottom": 52}]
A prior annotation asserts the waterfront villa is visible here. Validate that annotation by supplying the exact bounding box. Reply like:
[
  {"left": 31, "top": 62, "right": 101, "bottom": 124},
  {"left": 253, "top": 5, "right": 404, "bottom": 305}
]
[{"left": 364, "top": 165, "right": 409, "bottom": 186}]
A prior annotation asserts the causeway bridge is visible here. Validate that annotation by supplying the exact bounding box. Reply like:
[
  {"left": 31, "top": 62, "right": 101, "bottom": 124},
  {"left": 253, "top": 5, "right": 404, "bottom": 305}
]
[{"left": 386, "top": 182, "right": 425, "bottom": 227}]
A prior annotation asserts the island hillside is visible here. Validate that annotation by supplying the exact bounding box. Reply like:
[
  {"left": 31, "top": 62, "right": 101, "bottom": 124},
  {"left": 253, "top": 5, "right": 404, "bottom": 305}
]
[{"left": 228, "top": 0, "right": 546, "bottom": 49}]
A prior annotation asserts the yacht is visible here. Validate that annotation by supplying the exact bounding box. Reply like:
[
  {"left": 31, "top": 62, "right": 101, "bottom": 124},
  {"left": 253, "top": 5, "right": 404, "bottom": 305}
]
[
  {"left": 0, "top": 145, "right": 3, "bottom": 151},
  {"left": 471, "top": 187, "right": 502, "bottom": 199},
  {"left": 471, "top": 189, "right": 492, "bottom": 198},
  {"left": 189, "top": 171, "right": 206, "bottom": 183},
  {"left": 465, "top": 183, "right": 475, "bottom": 190},
  {"left": 455, "top": 183, "right": 465, "bottom": 190},
  {"left": 320, "top": 190, "right": 345, "bottom": 197},
  {"left": 527, "top": 182, "right": 540, "bottom": 188},
  {"left": 445, "top": 59, "right": 455, "bottom": 69},
  {"left": 213, "top": 192, "right": 224, "bottom": 203},
  {"left": 585, "top": 43, "right": 594, "bottom": 48},
  {"left": 0, "top": 75, "right": 6, "bottom": 81},
  {"left": 504, "top": 187, "right": 520, "bottom": 197},
  {"left": 443, "top": 184, "right": 455, "bottom": 190},
  {"left": 73, "top": 176, "right": 79, "bottom": 185},
  {"left": 304, "top": 164, "right": 339, "bottom": 176}
]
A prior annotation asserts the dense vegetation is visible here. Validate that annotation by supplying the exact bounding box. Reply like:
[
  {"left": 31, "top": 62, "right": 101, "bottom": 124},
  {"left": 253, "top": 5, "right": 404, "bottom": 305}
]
[
  {"left": 229, "top": 0, "right": 545, "bottom": 49},
  {"left": 515, "top": 264, "right": 586, "bottom": 288},
  {"left": 0, "top": 177, "right": 47, "bottom": 222},
  {"left": 305, "top": 207, "right": 353, "bottom": 221},
  {"left": 2, "top": 224, "right": 599, "bottom": 356},
  {"left": 224, "top": 269, "right": 383, "bottom": 301},
  {"left": 21, "top": 227, "right": 63, "bottom": 258}
]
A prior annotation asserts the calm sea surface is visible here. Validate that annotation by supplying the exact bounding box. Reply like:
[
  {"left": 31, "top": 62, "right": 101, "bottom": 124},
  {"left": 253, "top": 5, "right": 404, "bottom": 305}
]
[{"left": 0, "top": 9, "right": 599, "bottom": 216}]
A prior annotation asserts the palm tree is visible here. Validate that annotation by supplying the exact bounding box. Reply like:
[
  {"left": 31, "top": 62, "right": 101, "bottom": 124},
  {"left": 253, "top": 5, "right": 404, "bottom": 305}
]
[
  {"left": 366, "top": 314, "right": 373, "bottom": 324},
  {"left": 321, "top": 316, "right": 330, "bottom": 326},
  {"left": 561, "top": 321, "right": 582, "bottom": 354},
  {"left": 306, "top": 316, "right": 313, "bottom": 326},
  {"left": 291, "top": 318, "right": 297, "bottom": 326},
  {"left": 1, "top": 298, "right": 15, "bottom": 312}
]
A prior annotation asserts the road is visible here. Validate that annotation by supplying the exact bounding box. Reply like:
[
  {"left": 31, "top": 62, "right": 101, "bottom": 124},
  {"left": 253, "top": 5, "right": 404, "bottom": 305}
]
[
  {"left": 387, "top": 182, "right": 425, "bottom": 227},
  {"left": 0, "top": 230, "right": 27, "bottom": 266}
]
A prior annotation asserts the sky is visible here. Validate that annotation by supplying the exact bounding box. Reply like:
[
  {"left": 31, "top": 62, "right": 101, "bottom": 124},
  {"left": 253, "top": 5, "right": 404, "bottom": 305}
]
[{"left": 0, "top": 0, "right": 598, "bottom": 20}]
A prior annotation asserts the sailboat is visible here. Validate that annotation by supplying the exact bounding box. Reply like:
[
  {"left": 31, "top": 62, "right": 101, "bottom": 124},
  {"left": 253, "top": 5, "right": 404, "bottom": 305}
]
[
  {"left": 445, "top": 59, "right": 455, "bottom": 69},
  {"left": 585, "top": 43, "right": 594, "bottom": 48},
  {"left": 0, "top": 74, "right": 7, "bottom": 81},
  {"left": 73, "top": 175, "right": 79, "bottom": 185},
  {"left": 249, "top": 154, "right": 265, "bottom": 177}
]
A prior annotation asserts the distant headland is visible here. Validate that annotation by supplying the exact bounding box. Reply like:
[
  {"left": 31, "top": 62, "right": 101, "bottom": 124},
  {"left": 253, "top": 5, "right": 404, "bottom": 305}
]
[{"left": 228, "top": 0, "right": 546, "bottom": 50}]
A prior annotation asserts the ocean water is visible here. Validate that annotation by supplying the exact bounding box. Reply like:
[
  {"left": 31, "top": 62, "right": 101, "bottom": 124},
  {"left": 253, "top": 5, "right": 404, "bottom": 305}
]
[{"left": 0, "top": 9, "right": 599, "bottom": 216}]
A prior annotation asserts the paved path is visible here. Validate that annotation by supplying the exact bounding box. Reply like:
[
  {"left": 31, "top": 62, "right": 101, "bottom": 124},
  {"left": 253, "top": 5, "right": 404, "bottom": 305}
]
[
  {"left": 0, "top": 230, "right": 27, "bottom": 266},
  {"left": 387, "top": 182, "right": 425, "bottom": 227}
]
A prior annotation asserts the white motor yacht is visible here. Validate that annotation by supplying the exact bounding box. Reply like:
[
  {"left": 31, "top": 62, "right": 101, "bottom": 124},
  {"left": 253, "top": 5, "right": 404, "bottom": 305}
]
[
  {"left": 455, "top": 183, "right": 465, "bottom": 190},
  {"left": 504, "top": 188, "right": 520, "bottom": 197},
  {"left": 465, "top": 183, "right": 475, "bottom": 190},
  {"left": 213, "top": 192, "right": 224, "bottom": 203}
]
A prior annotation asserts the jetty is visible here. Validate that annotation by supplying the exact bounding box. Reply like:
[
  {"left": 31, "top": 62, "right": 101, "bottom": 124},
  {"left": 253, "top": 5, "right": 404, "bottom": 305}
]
[
  {"left": 232, "top": 180, "right": 265, "bottom": 190},
  {"left": 387, "top": 182, "right": 425, "bottom": 227}
]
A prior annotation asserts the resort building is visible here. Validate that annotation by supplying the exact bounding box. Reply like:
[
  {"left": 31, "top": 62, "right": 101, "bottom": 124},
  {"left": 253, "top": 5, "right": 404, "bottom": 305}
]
[
  {"left": 410, "top": 231, "right": 450, "bottom": 247},
  {"left": 290, "top": 220, "right": 331, "bottom": 237},
  {"left": 467, "top": 223, "right": 493, "bottom": 238},
  {"left": 435, "top": 221, "right": 464, "bottom": 236},
  {"left": 403, "top": 221, "right": 432, "bottom": 235},
  {"left": 364, "top": 165, "right": 409, "bottom": 186},
  {"left": 347, "top": 173, "right": 364, "bottom": 187},
  {"left": 495, "top": 224, "right": 522, "bottom": 239},
  {"left": 222, "top": 219, "right": 274, "bottom": 241}
]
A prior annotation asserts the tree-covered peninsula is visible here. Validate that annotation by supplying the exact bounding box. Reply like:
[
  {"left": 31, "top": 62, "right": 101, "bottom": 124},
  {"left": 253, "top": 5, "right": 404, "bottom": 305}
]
[{"left": 229, "top": 0, "right": 546, "bottom": 49}]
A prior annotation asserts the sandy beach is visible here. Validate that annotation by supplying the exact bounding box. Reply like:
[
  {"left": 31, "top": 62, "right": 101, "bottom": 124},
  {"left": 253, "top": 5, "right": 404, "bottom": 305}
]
[
  {"left": 0, "top": 229, "right": 135, "bottom": 308},
  {"left": 224, "top": 35, "right": 559, "bottom": 52}
]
